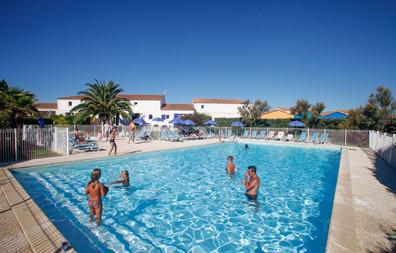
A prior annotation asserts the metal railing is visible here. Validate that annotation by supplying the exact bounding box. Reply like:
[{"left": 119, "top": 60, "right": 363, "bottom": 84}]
[
  {"left": 369, "top": 131, "right": 396, "bottom": 168},
  {"left": 0, "top": 126, "right": 69, "bottom": 163}
]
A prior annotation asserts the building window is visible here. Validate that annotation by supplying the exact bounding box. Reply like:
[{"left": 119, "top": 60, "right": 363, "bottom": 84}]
[
  {"left": 201, "top": 105, "right": 204, "bottom": 109},
  {"left": 68, "top": 101, "right": 72, "bottom": 106},
  {"left": 166, "top": 115, "right": 170, "bottom": 119},
  {"left": 134, "top": 102, "right": 138, "bottom": 105},
  {"left": 149, "top": 114, "right": 153, "bottom": 119}
]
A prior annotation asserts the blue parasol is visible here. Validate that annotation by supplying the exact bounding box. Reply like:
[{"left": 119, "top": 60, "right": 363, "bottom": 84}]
[
  {"left": 288, "top": 120, "right": 305, "bottom": 127},
  {"left": 169, "top": 118, "right": 185, "bottom": 125},
  {"left": 231, "top": 121, "right": 244, "bottom": 127},
  {"left": 183, "top": 119, "right": 196, "bottom": 126},
  {"left": 204, "top": 120, "right": 218, "bottom": 126}
]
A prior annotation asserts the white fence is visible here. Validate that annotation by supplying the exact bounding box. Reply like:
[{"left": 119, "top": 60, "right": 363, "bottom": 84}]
[
  {"left": 0, "top": 126, "right": 68, "bottom": 162},
  {"left": 369, "top": 131, "right": 396, "bottom": 168}
]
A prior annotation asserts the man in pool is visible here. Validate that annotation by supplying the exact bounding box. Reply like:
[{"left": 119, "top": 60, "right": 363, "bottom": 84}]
[
  {"left": 243, "top": 165, "right": 260, "bottom": 200},
  {"left": 85, "top": 168, "right": 108, "bottom": 226}
]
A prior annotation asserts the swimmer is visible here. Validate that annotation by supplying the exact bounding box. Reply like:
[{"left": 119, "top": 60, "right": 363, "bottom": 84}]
[
  {"left": 245, "top": 144, "right": 249, "bottom": 149},
  {"left": 226, "top": 155, "right": 237, "bottom": 174},
  {"left": 243, "top": 165, "right": 260, "bottom": 200},
  {"left": 85, "top": 168, "right": 108, "bottom": 226},
  {"left": 111, "top": 170, "right": 130, "bottom": 187}
]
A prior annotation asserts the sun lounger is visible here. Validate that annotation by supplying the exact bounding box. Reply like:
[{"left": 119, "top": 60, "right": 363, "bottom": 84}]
[
  {"left": 319, "top": 133, "right": 328, "bottom": 144},
  {"left": 69, "top": 136, "right": 99, "bottom": 152},
  {"left": 136, "top": 129, "right": 152, "bottom": 141},
  {"left": 265, "top": 131, "right": 275, "bottom": 140},
  {"left": 242, "top": 129, "right": 250, "bottom": 138},
  {"left": 227, "top": 129, "right": 233, "bottom": 138},
  {"left": 273, "top": 131, "right": 285, "bottom": 141},
  {"left": 285, "top": 134, "right": 294, "bottom": 141},
  {"left": 250, "top": 130, "right": 258, "bottom": 139},
  {"left": 296, "top": 132, "right": 307, "bottom": 142},
  {"left": 310, "top": 132, "right": 319, "bottom": 143},
  {"left": 256, "top": 130, "right": 267, "bottom": 139}
]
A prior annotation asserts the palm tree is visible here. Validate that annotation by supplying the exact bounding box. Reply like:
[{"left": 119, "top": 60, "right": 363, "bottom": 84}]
[
  {"left": 0, "top": 80, "right": 39, "bottom": 128},
  {"left": 71, "top": 80, "right": 133, "bottom": 124}
]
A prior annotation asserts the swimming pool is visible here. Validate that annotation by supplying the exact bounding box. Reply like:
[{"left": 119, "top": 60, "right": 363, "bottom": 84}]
[{"left": 13, "top": 143, "right": 340, "bottom": 252}]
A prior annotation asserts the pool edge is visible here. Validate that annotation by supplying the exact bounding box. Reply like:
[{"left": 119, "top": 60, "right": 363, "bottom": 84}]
[
  {"left": 0, "top": 167, "right": 76, "bottom": 253},
  {"left": 325, "top": 147, "right": 361, "bottom": 253}
]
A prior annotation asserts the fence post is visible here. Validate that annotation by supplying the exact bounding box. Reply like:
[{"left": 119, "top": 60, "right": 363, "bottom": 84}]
[
  {"left": 388, "top": 134, "right": 395, "bottom": 165},
  {"left": 54, "top": 127, "right": 58, "bottom": 153},
  {"left": 14, "top": 129, "right": 18, "bottom": 161},
  {"left": 66, "top": 128, "right": 70, "bottom": 156},
  {"left": 344, "top": 129, "right": 347, "bottom": 146},
  {"left": 307, "top": 128, "right": 310, "bottom": 141}
]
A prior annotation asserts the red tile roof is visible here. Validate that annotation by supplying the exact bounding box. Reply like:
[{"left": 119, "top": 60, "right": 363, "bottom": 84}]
[
  {"left": 161, "top": 104, "right": 194, "bottom": 111},
  {"left": 192, "top": 98, "right": 245, "bottom": 104},
  {"left": 58, "top": 94, "right": 164, "bottom": 101},
  {"left": 35, "top": 103, "right": 58, "bottom": 109}
]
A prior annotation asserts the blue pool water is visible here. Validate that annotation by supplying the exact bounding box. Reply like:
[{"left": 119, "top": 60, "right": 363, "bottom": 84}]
[{"left": 13, "top": 143, "right": 340, "bottom": 253}]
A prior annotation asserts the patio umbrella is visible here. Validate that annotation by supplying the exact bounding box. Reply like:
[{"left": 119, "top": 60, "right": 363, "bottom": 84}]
[
  {"left": 204, "top": 120, "right": 217, "bottom": 126},
  {"left": 169, "top": 118, "right": 185, "bottom": 125},
  {"left": 183, "top": 119, "right": 196, "bottom": 126},
  {"left": 133, "top": 118, "right": 147, "bottom": 125},
  {"left": 152, "top": 117, "right": 163, "bottom": 122},
  {"left": 288, "top": 120, "right": 305, "bottom": 127},
  {"left": 231, "top": 121, "right": 244, "bottom": 127}
]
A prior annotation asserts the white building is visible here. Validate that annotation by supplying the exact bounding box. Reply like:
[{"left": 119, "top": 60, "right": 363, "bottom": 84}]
[
  {"left": 192, "top": 98, "right": 245, "bottom": 119},
  {"left": 56, "top": 94, "right": 195, "bottom": 124},
  {"left": 42, "top": 94, "right": 245, "bottom": 124}
]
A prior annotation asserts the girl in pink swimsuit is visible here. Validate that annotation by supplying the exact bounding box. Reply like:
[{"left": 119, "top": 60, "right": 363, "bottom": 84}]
[{"left": 85, "top": 168, "right": 108, "bottom": 226}]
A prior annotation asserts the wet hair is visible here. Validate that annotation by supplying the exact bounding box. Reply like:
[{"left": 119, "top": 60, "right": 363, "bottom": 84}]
[
  {"left": 88, "top": 168, "right": 102, "bottom": 186},
  {"left": 248, "top": 165, "right": 256, "bottom": 173},
  {"left": 245, "top": 144, "right": 249, "bottom": 149},
  {"left": 227, "top": 155, "right": 234, "bottom": 161},
  {"left": 122, "top": 170, "right": 129, "bottom": 179}
]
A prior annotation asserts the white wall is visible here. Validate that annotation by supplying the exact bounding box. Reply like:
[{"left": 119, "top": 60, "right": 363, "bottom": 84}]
[
  {"left": 57, "top": 99, "right": 82, "bottom": 115},
  {"left": 193, "top": 103, "right": 241, "bottom": 118}
]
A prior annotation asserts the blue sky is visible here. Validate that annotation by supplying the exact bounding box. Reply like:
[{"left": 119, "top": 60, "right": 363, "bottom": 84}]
[{"left": 1, "top": 0, "right": 395, "bottom": 110}]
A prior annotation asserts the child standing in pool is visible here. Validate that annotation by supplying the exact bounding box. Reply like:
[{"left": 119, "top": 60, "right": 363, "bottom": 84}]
[
  {"left": 85, "top": 168, "right": 108, "bottom": 226},
  {"left": 111, "top": 170, "right": 130, "bottom": 187},
  {"left": 226, "top": 155, "right": 237, "bottom": 174}
]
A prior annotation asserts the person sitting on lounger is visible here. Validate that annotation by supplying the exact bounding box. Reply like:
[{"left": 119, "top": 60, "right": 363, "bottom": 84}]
[
  {"left": 243, "top": 166, "right": 260, "bottom": 200},
  {"left": 85, "top": 168, "right": 108, "bottom": 226},
  {"left": 226, "top": 156, "right": 237, "bottom": 174},
  {"left": 111, "top": 170, "right": 130, "bottom": 187}
]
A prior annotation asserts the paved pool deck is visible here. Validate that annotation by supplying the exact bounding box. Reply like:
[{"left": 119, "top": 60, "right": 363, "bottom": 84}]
[{"left": 1, "top": 137, "right": 395, "bottom": 252}]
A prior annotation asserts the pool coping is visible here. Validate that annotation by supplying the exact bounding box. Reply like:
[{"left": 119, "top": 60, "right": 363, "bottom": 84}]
[
  {"left": 1, "top": 138, "right": 361, "bottom": 252},
  {"left": 325, "top": 147, "right": 360, "bottom": 252}
]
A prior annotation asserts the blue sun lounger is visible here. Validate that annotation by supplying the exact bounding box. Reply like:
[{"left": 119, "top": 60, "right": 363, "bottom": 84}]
[
  {"left": 310, "top": 132, "right": 319, "bottom": 143},
  {"left": 296, "top": 132, "right": 307, "bottom": 142},
  {"left": 69, "top": 136, "right": 99, "bottom": 152},
  {"left": 319, "top": 132, "right": 328, "bottom": 144},
  {"left": 256, "top": 130, "right": 267, "bottom": 139},
  {"left": 242, "top": 129, "right": 250, "bottom": 138}
]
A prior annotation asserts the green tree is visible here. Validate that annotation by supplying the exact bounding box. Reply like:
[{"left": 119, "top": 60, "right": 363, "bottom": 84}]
[
  {"left": 181, "top": 112, "right": 211, "bottom": 126},
  {"left": 238, "top": 99, "right": 270, "bottom": 127},
  {"left": 0, "top": 79, "right": 39, "bottom": 128},
  {"left": 71, "top": 80, "right": 133, "bottom": 124},
  {"left": 309, "top": 102, "right": 326, "bottom": 128},
  {"left": 290, "top": 99, "right": 311, "bottom": 123},
  {"left": 343, "top": 85, "right": 395, "bottom": 131}
]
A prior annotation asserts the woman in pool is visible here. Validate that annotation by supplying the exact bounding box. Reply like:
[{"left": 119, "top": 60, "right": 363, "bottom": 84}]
[
  {"left": 226, "top": 155, "right": 237, "bottom": 174},
  {"left": 111, "top": 170, "right": 130, "bottom": 187},
  {"left": 85, "top": 168, "right": 108, "bottom": 226}
]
